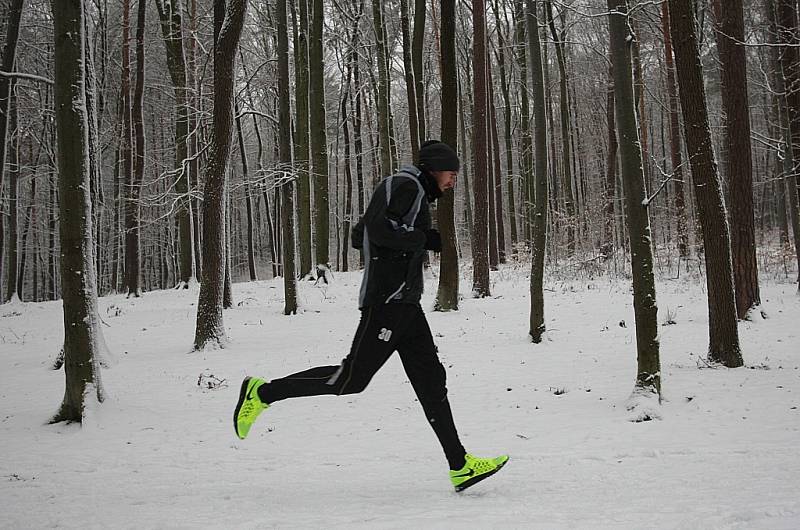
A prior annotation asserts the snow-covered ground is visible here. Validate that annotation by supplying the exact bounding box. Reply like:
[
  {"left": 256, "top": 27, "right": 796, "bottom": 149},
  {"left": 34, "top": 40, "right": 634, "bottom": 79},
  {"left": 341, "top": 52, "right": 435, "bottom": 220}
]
[{"left": 1, "top": 264, "right": 799, "bottom": 529}]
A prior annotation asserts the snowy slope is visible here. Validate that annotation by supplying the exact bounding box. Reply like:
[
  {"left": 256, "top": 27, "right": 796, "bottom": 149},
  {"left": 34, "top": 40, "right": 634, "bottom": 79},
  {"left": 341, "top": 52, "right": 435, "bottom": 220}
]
[{"left": 1, "top": 265, "right": 799, "bottom": 529}]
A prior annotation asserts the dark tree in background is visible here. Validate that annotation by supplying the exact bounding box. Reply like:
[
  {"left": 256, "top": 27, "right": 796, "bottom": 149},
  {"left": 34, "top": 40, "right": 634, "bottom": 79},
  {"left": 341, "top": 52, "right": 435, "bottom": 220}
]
[
  {"left": 435, "top": 0, "right": 459, "bottom": 312},
  {"left": 713, "top": 0, "right": 761, "bottom": 319},
  {"left": 471, "top": 0, "right": 491, "bottom": 298}
]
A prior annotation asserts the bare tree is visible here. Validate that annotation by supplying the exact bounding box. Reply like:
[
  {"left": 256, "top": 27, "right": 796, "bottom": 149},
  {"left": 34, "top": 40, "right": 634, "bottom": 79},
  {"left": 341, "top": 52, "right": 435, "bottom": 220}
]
[
  {"left": 712, "top": 0, "right": 760, "bottom": 319},
  {"left": 155, "top": 0, "right": 196, "bottom": 288},
  {"left": 668, "top": 0, "right": 743, "bottom": 368},
  {"left": 608, "top": 0, "right": 661, "bottom": 403},
  {"left": 471, "top": 0, "right": 490, "bottom": 297},
  {"left": 435, "top": 0, "right": 459, "bottom": 311},
  {"left": 527, "top": 0, "right": 548, "bottom": 343},
  {"left": 309, "top": 0, "right": 330, "bottom": 271},
  {"left": 51, "top": 0, "right": 107, "bottom": 423},
  {"left": 193, "top": 0, "right": 248, "bottom": 350},
  {"left": 277, "top": 0, "right": 297, "bottom": 314}
]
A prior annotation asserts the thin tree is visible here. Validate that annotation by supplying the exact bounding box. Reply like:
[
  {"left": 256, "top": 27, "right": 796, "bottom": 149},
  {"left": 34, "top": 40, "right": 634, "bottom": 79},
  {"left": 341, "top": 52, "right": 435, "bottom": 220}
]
[
  {"left": 668, "top": 0, "right": 743, "bottom": 368},
  {"left": 0, "top": 1, "right": 25, "bottom": 284},
  {"left": 309, "top": 0, "right": 329, "bottom": 272},
  {"left": 51, "top": 0, "right": 107, "bottom": 423},
  {"left": 527, "top": 0, "right": 548, "bottom": 343},
  {"left": 472, "top": 0, "right": 490, "bottom": 297},
  {"left": 293, "top": 0, "right": 313, "bottom": 279},
  {"left": 712, "top": 0, "right": 760, "bottom": 319},
  {"left": 661, "top": 1, "right": 688, "bottom": 259},
  {"left": 125, "top": 0, "right": 146, "bottom": 297},
  {"left": 775, "top": 0, "right": 800, "bottom": 288},
  {"left": 193, "top": 0, "right": 248, "bottom": 350},
  {"left": 400, "top": 0, "right": 420, "bottom": 160},
  {"left": 435, "top": 0, "right": 459, "bottom": 311},
  {"left": 277, "top": 0, "right": 297, "bottom": 314},
  {"left": 608, "top": 0, "right": 661, "bottom": 405},
  {"left": 412, "top": 0, "right": 426, "bottom": 142},
  {"left": 372, "top": 0, "right": 393, "bottom": 176},
  {"left": 155, "top": 0, "right": 195, "bottom": 288}
]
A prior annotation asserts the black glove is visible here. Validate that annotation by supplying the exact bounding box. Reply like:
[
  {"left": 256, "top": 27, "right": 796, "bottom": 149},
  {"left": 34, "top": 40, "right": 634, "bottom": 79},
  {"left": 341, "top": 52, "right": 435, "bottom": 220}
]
[{"left": 424, "top": 229, "right": 442, "bottom": 252}]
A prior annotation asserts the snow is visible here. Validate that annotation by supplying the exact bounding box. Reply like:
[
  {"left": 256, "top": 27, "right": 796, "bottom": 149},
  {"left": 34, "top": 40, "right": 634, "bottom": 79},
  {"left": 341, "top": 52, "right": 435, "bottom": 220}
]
[{"left": 1, "top": 264, "right": 799, "bottom": 528}]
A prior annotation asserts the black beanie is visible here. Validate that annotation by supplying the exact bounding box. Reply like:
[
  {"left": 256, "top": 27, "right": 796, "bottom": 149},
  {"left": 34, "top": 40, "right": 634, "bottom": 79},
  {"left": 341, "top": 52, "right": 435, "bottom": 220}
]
[{"left": 418, "top": 140, "right": 460, "bottom": 172}]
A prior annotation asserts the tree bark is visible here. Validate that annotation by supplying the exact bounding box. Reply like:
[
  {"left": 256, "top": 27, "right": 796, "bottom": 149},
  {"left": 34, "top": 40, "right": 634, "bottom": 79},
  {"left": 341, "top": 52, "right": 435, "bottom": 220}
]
[
  {"left": 412, "top": 0, "right": 426, "bottom": 143},
  {"left": 5, "top": 93, "right": 18, "bottom": 302},
  {"left": 0, "top": 0, "right": 24, "bottom": 247},
  {"left": 372, "top": 0, "right": 393, "bottom": 176},
  {"left": 234, "top": 103, "right": 258, "bottom": 281},
  {"left": 546, "top": 0, "right": 575, "bottom": 255},
  {"left": 155, "top": 0, "right": 195, "bottom": 287},
  {"left": 277, "top": 0, "right": 297, "bottom": 314},
  {"left": 309, "top": 0, "right": 329, "bottom": 269},
  {"left": 193, "top": 0, "right": 248, "bottom": 350},
  {"left": 514, "top": 0, "right": 533, "bottom": 243},
  {"left": 668, "top": 0, "right": 743, "bottom": 367},
  {"left": 527, "top": 0, "right": 548, "bottom": 343},
  {"left": 777, "top": 0, "right": 800, "bottom": 289},
  {"left": 400, "top": 0, "right": 420, "bottom": 160},
  {"left": 434, "top": 0, "right": 459, "bottom": 311},
  {"left": 608, "top": 0, "right": 661, "bottom": 397},
  {"left": 471, "top": 0, "right": 490, "bottom": 297},
  {"left": 51, "top": 0, "right": 106, "bottom": 423},
  {"left": 125, "top": 0, "right": 146, "bottom": 297},
  {"left": 293, "top": 0, "right": 313, "bottom": 278},
  {"left": 712, "top": 0, "right": 760, "bottom": 318},
  {"left": 661, "top": 1, "right": 689, "bottom": 259}
]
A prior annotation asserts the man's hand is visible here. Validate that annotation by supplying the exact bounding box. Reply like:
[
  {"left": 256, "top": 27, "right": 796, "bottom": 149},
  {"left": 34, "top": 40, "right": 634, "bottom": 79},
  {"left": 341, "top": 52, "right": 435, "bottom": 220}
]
[{"left": 424, "top": 229, "right": 442, "bottom": 252}]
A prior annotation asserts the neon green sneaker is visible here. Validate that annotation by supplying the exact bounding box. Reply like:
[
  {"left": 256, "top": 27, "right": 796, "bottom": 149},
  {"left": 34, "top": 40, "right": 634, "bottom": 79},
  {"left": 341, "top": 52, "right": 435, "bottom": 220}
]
[
  {"left": 233, "top": 377, "right": 269, "bottom": 439},
  {"left": 449, "top": 453, "right": 509, "bottom": 492}
]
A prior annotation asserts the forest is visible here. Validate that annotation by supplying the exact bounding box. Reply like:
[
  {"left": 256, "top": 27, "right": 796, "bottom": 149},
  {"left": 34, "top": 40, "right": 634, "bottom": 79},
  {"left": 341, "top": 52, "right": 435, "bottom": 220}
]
[{"left": 1, "top": 0, "right": 800, "bottom": 421}]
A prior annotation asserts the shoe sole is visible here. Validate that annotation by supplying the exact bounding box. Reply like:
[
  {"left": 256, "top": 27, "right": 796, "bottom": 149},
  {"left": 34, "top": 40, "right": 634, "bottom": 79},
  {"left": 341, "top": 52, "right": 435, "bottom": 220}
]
[
  {"left": 454, "top": 458, "right": 509, "bottom": 493},
  {"left": 233, "top": 376, "right": 253, "bottom": 439}
]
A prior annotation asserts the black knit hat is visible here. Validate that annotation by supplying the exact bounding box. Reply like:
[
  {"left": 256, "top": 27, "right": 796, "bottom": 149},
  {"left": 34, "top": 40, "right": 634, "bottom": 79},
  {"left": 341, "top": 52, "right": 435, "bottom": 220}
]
[{"left": 418, "top": 140, "right": 460, "bottom": 172}]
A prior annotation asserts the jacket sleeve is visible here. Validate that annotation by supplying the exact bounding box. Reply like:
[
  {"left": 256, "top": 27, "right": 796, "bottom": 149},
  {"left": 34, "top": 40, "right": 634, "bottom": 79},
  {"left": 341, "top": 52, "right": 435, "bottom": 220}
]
[{"left": 365, "top": 179, "right": 426, "bottom": 252}]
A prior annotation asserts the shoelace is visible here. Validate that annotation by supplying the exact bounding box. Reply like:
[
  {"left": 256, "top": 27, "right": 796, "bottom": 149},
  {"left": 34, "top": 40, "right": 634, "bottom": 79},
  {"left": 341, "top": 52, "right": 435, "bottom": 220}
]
[{"left": 467, "top": 456, "right": 494, "bottom": 473}]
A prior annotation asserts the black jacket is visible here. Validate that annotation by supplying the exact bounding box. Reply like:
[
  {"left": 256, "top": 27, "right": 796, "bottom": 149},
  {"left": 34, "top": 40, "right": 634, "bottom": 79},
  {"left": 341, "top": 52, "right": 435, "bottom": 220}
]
[{"left": 352, "top": 165, "right": 442, "bottom": 309}]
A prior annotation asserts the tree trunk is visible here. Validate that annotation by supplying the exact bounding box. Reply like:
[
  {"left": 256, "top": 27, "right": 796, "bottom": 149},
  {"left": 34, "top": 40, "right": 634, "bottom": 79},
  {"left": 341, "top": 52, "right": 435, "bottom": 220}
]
[
  {"left": 277, "top": 0, "right": 297, "bottom": 313},
  {"left": 604, "top": 63, "right": 618, "bottom": 255},
  {"left": 372, "top": 0, "right": 393, "bottom": 176},
  {"left": 492, "top": 0, "right": 518, "bottom": 254},
  {"left": 487, "top": 56, "right": 505, "bottom": 265},
  {"left": 51, "top": 0, "right": 106, "bottom": 423},
  {"left": 669, "top": 0, "right": 743, "bottom": 367},
  {"left": 546, "top": 0, "right": 575, "bottom": 255},
  {"left": 471, "top": 0, "right": 490, "bottom": 297},
  {"left": 234, "top": 103, "right": 258, "bottom": 281},
  {"left": 434, "top": 0, "right": 459, "bottom": 311},
  {"left": 0, "top": 0, "right": 24, "bottom": 253},
  {"left": 661, "top": 1, "right": 689, "bottom": 259},
  {"left": 608, "top": 0, "right": 661, "bottom": 399},
  {"left": 400, "top": 0, "right": 420, "bottom": 160},
  {"left": 5, "top": 93, "right": 18, "bottom": 302},
  {"left": 777, "top": 0, "right": 800, "bottom": 289},
  {"left": 125, "top": 0, "right": 146, "bottom": 297},
  {"left": 155, "top": 0, "right": 195, "bottom": 287},
  {"left": 293, "top": 0, "right": 313, "bottom": 278},
  {"left": 713, "top": 0, "right": 760, "bottom": 318},
  {"left": 514, "top": 0, "right": 533, "bottom": 243},
  {"left": 527, "top": 0, "right": 548, "bottom": 343},
  {"left": 193, "top": 0, "right": 247, "bottom": 350},
  {"left": 412, "top": 0, "right": 426, "bottom": 143},
  {"left": 309, "top": 0, "right": 329, "bottom": 269}
]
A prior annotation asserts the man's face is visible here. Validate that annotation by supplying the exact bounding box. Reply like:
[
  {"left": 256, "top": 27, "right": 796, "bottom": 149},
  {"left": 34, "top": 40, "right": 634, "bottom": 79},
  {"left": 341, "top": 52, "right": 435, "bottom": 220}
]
[{"left": 432, "top": 170, "right": 458, "bottom": 192}]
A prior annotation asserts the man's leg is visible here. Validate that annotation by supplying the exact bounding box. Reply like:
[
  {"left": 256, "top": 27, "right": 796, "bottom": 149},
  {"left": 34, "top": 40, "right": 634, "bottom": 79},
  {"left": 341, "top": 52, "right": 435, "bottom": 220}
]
[
  {"left": 396, "top": 306, "right": 467, "bottom": 470},
  {"left": 257, "top": 306, "right": 411, "bottom": 404}
]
